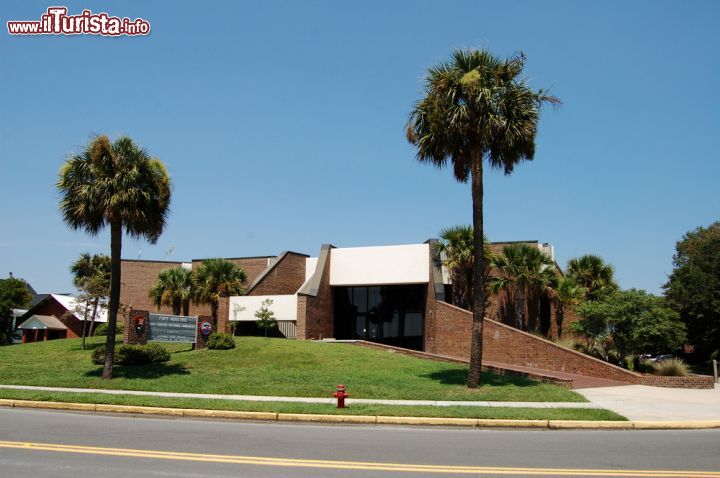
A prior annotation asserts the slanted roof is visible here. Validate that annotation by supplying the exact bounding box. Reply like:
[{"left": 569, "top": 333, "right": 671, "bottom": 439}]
[
  {"left": 21, "top": 294, "right": 108, "bottom": 323},
  {"left": 51, "top": 294, "right": 109, "bottom": 323},
  {"left": 18, "top": 315, "right": 68, "bottom": 330}
]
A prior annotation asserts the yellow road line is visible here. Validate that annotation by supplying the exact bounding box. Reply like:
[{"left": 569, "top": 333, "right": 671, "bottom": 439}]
[{"left": 0, "top": 440, "right": 717, "bottom": 476}]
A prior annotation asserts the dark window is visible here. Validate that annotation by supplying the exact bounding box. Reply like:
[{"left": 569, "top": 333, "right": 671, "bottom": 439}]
[{"left": 333, "top": 284, "right": 426, "bottom": 350}]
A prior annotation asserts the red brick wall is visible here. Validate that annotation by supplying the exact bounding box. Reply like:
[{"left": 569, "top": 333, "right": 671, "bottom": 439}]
[
  {"left": 121, "top": 256, "right": 275, "bottom": 324},
  {"left": 426, "top": 299, "right": 642, "bottom": 383},
  {"left": 297, "top": 251, "right": 333, "bottom": 340},
  {"left": 247, "top": 253, "right": 307, "bottom": 296},
  {"left": 120, "top": 260, "right": 182, "bottom": 315}
]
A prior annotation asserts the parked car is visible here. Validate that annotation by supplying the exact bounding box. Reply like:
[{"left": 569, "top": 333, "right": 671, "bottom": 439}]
[{"left": 651, "top": 354, "right": 674, "bottom": 363}]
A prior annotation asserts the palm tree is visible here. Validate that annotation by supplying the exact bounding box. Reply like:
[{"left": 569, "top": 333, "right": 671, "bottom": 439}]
[
  {"left": 553, "top": 276, "right": 586, "bottom": 338},
  {"left": 436, "top": 226, "right": 493, "bottom": 310},
  {"left": 149, "top": 267, "right": 194, "bottom": 316},
  {"left": 192, "top": 258, "right": 246, "bottom": 331},
  {"left": 407, "top": 49, "right": 558, "bottom": 387},
  {"left": 489, "top": 244, "right": 557, "bottom": 331},
  {"left": 70, "top": 252, "right": 111, "bottom": 348},
  {"left": 58, "top": 135, "right": 171, "bottom": 379},
  {"left": 566, "top": 255, "right": 618, "bottom": 301}
]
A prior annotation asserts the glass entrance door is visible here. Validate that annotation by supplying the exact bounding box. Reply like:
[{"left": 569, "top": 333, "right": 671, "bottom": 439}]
[{"left": 333, "top": 285, "right": 426, "bottom": 350}]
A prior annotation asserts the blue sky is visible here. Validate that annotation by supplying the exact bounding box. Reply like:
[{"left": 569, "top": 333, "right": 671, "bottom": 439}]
[{"left": 1, "top": 0, "right": 718, "bottom": 295}]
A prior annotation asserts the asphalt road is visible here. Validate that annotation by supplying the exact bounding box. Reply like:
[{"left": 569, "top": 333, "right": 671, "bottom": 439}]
[{"left": 0, "top": 408, "right": 718, "bottom": 477}]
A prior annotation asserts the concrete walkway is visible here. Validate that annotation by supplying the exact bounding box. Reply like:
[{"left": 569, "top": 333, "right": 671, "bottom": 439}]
[
  {"left": 0, "top": 384, "right": 601, "bottom": 409},
  {"left": 576, "top": 384, "right": 720, "bottom": 420}
]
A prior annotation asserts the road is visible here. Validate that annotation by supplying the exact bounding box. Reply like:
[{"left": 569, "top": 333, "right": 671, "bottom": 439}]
[{"left": 0, "top": 408, "right": 718, "bottom": 477}]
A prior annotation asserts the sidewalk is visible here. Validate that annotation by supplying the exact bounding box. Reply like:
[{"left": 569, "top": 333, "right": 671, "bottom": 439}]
[
  {"left": 0, "top": 384, "right": 601, "bottom": 409},
  {"left": 577, "top": 384, "right": 720, "bottom": 421}
]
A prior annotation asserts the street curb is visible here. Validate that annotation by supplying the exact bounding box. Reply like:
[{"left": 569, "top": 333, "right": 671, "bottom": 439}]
[{"left": 2, "top": 399, "right": 719, "bottom": 429}]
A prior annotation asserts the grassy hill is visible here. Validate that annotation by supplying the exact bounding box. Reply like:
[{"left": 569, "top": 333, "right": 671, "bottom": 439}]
[{"left": 0, "top": 336, "right": 584, "bottom": 402}]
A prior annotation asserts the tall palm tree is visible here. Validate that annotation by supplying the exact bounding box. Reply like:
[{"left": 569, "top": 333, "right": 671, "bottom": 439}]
[
  {"left": 192, "top": 259, "right": 246, "bottom": 331},
  {"left": 407, "top": 49, "right": 558, "bottom": 387},
  {"left": 553, "top": 276, "right": 586, "bottom": 338},
  {"left": 70, "top": 252, "right": 111, "bottom": 348},
  {"left": 58, "top": 135, "right": 171, "bottom": 379},
  {"left": 566, "top": 255, "right": 618, "bottom": 301},
  {"left": 489, "top": 244, "right": 557, "bottom": 331},
  {"left": 149, "top": 267, "right": 194, "bottom": 316},
  {"left": 436, "top": 226, "right": 493, "bottom": 310}
]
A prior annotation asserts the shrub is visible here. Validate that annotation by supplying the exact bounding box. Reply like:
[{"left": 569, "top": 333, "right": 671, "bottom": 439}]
[
  {"left": 145, "top": 343, "right": 170, "bottom": 363},
  {"left": 653, "top": 357, "right": 689, "bottom": 376},
  {"left": 636, "top": 360, "right": 655, "bottom": 374},
  {"left": 91, "top": 345, "right": 106, "bottom": 365},
  {"left": 93, "top": 322, "right": 124, "bottom": 336},
  {"left": 554, "top": 337, "right": 585, "bottom": 352},
  {"left": 207, "top": 333, "right": 235, "bottom": 350},
  {"left": 91, "top": 343, "right": 170, "bottom": 366}
]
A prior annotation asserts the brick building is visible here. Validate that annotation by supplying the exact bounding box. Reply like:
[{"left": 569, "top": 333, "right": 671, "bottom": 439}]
[
  {"left": 120, "top": 240, "right": 574, "bottom": 349},
  {"left": 18, "top": 294, "right": 107, "bottom": 343},
  {"left": 119, "top": 241, "right": 715, "bottom": 388}
]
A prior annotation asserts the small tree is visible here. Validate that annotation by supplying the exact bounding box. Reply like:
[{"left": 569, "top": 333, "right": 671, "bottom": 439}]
[
  {"left": 149, "top": 266, "right": 194, "bottom": 316},
  {"left": 192, "top": 259, "right": 246, "bottom": 331},
  {"left": 553, "top": 276, "right": 586, "bottom": 338},
  {"left": 70, "top": 252, "right": 111, "bottom": 349},
  {"left": 572, "top": 289, "right": 686, "bottom": 365},
  {"left": 255, "top": 299, "right": 277, "bottom": 337},
  {"left": 0, "top": 278, "right": 32, "bottom": 345}
]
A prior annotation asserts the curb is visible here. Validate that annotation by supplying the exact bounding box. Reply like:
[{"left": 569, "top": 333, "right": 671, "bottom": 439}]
[{"left": 1, "top": 399, "right": 719, "bottom": 430}]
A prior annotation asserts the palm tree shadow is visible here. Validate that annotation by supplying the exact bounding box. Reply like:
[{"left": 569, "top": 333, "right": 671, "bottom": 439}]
[
  {"left": 421, "top": 369, "right": 536, "bottom": 387},
  {"left": 85, "top": 363, "right": 190, "bottom": 380}
]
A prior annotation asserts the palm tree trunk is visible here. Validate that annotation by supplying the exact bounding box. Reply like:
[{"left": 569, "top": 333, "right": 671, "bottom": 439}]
[
  {"left": 89, "top": 296, "right": 99, "bottom": 339},
  {"left": 81, "top": 300, "right": 90, "bottom": 350},
  {"left": 182, "top": 299, "right": 189, "bottom": 317},
  {"left": 467, "top": 154, "right": 486, "bottom": 388},
  {"left": 515, "top": 287, "right": 526, "bottom": 331},
  {"left": 556, "top": 302, "right": 564, "bottom": 338},
  {"left": 103, "top": 220, "right": 122, "bottom": 380},
  {"left": 172, "top": 299, "right": 181, "bottom": 316},
  {"left": 211, "top": 302, "right": 218, "bottom": 331}
]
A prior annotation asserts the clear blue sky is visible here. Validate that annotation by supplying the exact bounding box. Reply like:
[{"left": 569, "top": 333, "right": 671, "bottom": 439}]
[{"left": 1, "top": 0, "right": 718, "bottom": 295}]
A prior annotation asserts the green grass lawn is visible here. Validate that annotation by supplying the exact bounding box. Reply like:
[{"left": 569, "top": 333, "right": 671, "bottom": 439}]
[
  {"left": 0, "top": 389, "right": 625, "bottom": 421},
  {"left": 0, "top": 336, "right": 585, "bottom": 402}
]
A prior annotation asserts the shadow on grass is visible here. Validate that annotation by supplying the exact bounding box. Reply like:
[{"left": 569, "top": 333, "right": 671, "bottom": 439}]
[
  {"left": 421, "top": 369, "right": 537, "bottom": 387},
  {"left": 85, "top": 363, "right": 191, "bottom": 380}
]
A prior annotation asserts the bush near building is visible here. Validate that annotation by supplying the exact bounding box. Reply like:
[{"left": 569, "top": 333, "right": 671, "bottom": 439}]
[
  {"left": 92, "top": 343, "right": 170, "bottom": 366},
  {"left": 207, "top": 333, "right": 236, "bottom": 350}
]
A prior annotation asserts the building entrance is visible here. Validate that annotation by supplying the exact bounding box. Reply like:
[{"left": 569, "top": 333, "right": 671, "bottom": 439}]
[{"left": 333, "top": 284, "right": 426, "bottom": 350}]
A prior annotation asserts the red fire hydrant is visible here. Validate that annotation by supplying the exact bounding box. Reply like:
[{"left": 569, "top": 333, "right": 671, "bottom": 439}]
[{"left": 333, "top": 384, "right": 349, "bottom": 408}]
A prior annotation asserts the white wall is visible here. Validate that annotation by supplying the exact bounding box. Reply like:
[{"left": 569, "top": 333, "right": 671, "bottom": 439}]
[
  {"left": 229, "top": 295, "right": 297, "bottom": 322},
  {"left": 305, "top": 257, "right": 318, "bottom": 281},
  {"left": 329, "top": 243, "right": 430, "bottom": 286}
]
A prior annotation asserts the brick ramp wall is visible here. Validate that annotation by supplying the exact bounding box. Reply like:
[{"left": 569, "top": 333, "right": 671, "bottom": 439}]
[
  {"left": 640, "top": 374, "right": 715, "bottom": 389},
  {"left": 431, "top": 300, "right": 642, "bottom": 384},
  {"left": 352, "top": 341, "right": 573, "bottom": 388}
]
